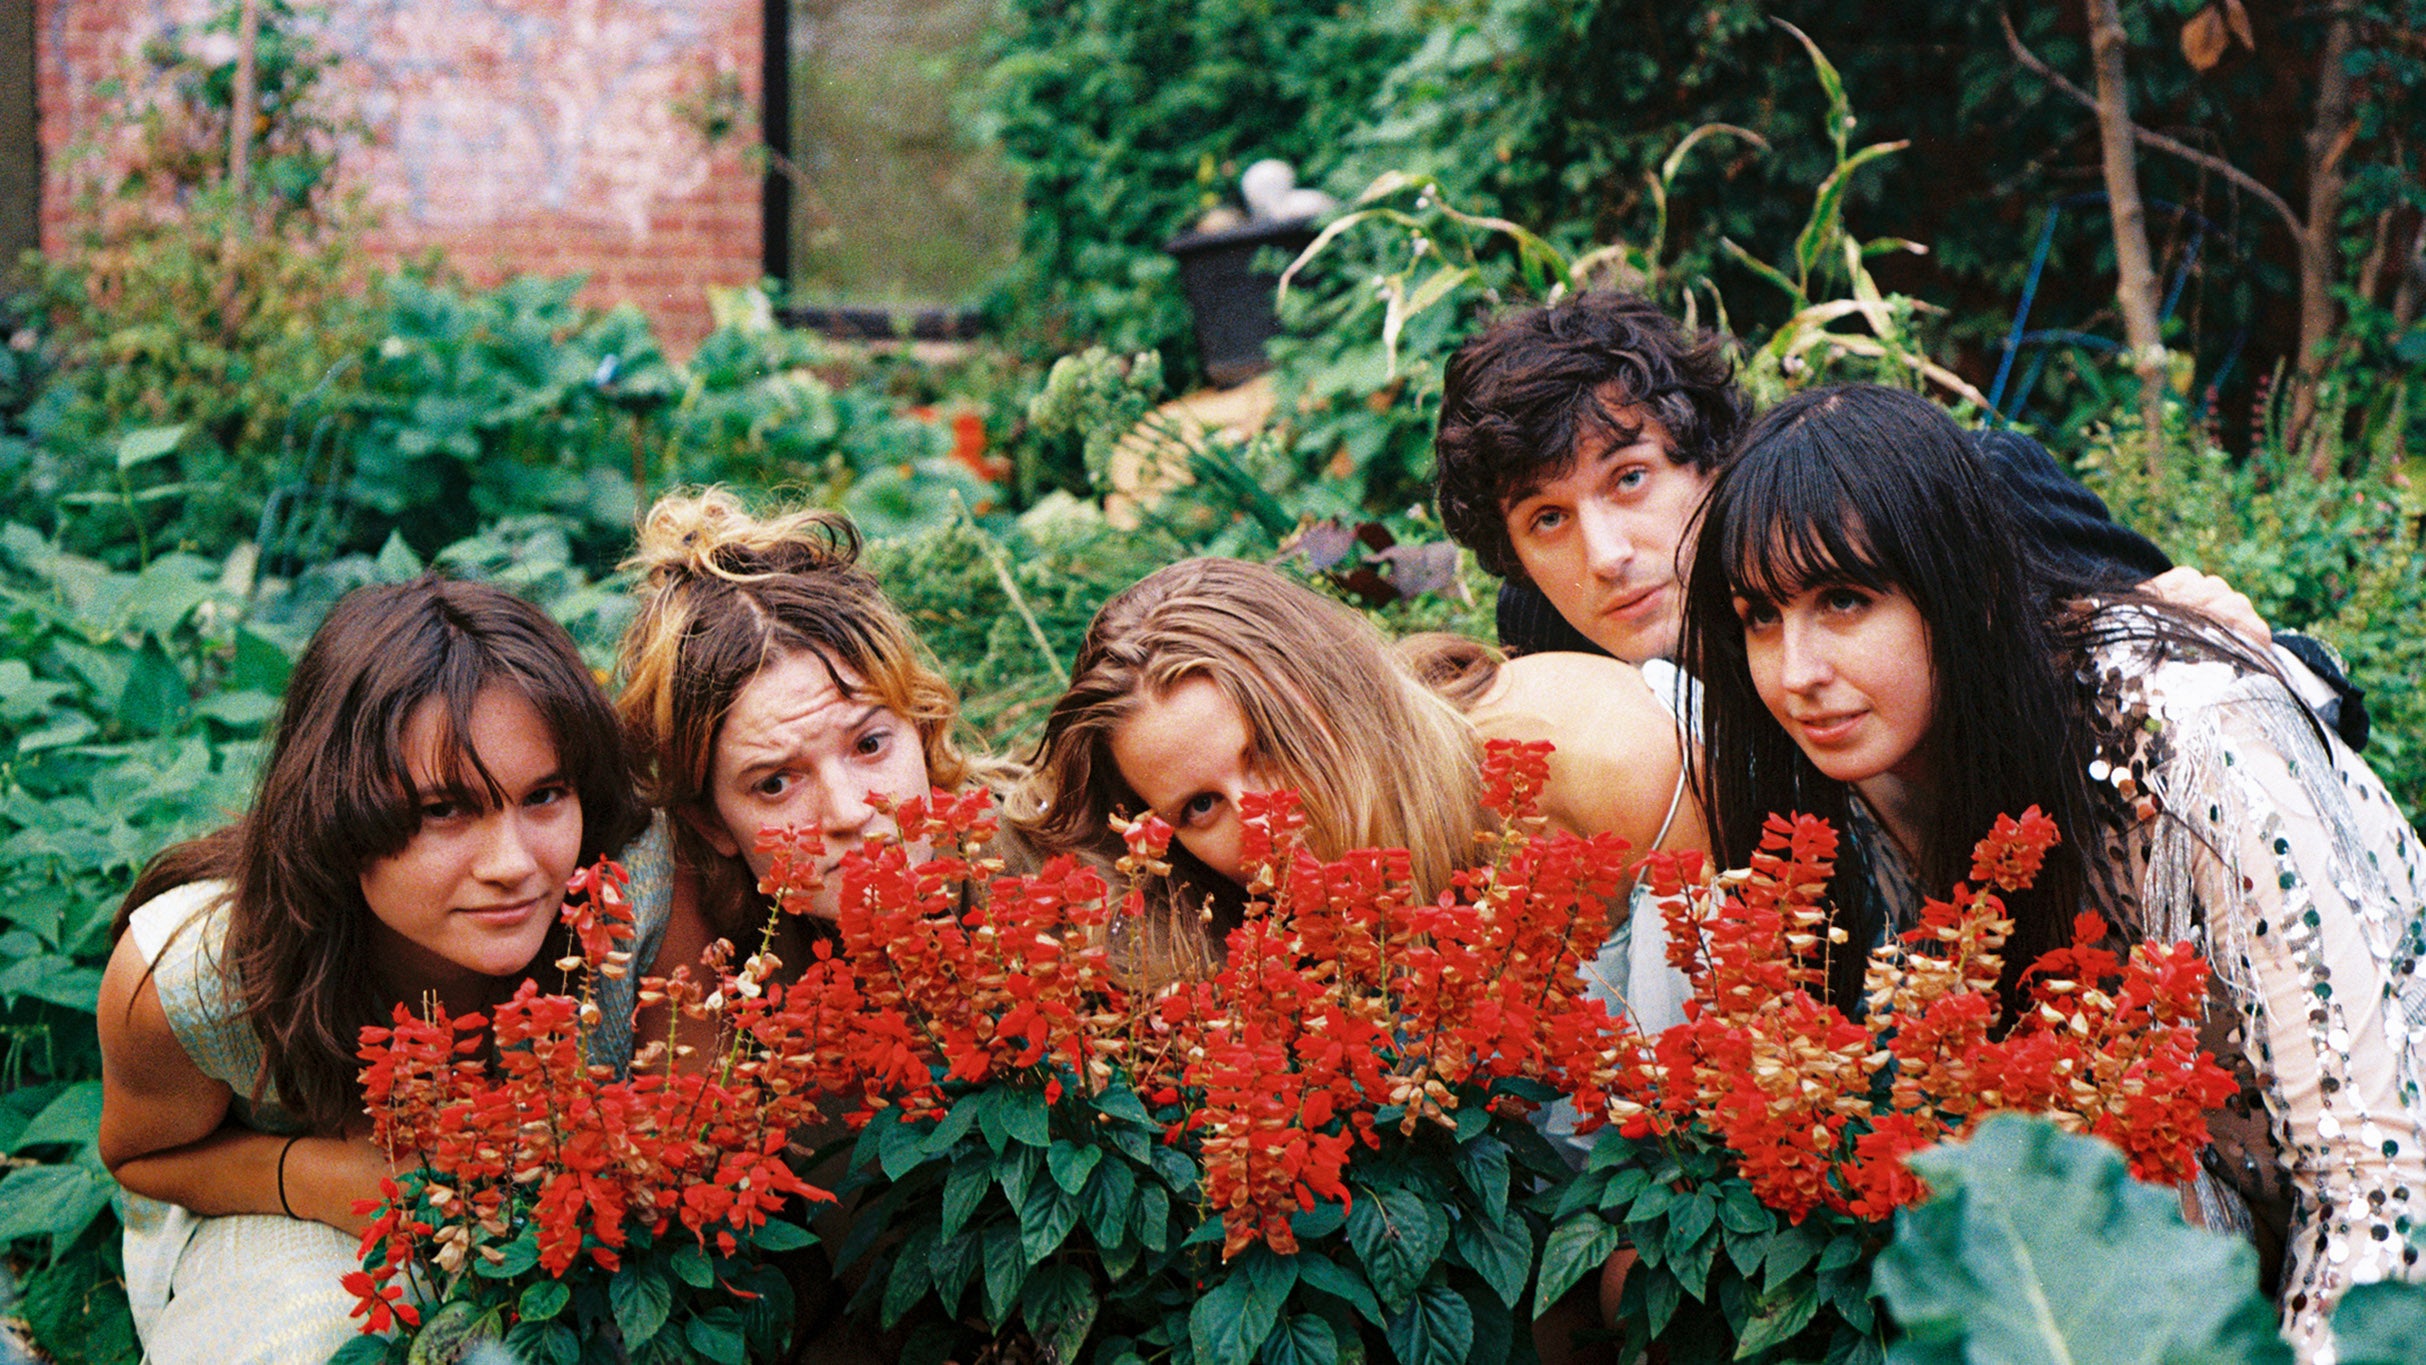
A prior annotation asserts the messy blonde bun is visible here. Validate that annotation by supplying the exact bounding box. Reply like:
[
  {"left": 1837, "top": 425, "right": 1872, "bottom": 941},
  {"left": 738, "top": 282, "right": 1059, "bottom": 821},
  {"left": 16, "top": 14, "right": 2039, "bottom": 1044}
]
[{"left": 625, "top": 486, "right": 861, "bottom": 586}]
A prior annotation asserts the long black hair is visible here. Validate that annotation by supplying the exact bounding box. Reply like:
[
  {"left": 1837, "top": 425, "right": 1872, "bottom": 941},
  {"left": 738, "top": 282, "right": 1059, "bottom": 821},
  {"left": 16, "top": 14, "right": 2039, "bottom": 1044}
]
[{"left": 1680, "top": 384, "right": 2121, "bottom": 1011}]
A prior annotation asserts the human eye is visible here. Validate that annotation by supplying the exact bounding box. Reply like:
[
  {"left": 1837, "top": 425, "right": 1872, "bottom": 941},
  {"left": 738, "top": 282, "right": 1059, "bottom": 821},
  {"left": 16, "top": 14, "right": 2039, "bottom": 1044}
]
[
  {"left": 1521, "top": 505, "right": 1567, "bottom": 537},
  {"left": 1732, "top": 596, "right": 1779, "bottom": 631},
  {"left": 1820, "top": 585, "right": 1873, "bottom": 615},
  {"left": 854, "top": 726, "right": 895, "bottom": 758},
  {"left": 522, "top": 781, "right": 572, "bottom": 810},
  {"left": 750, "top": 771, "right": 795, "bottom": 800},
  {"left": 418, "top": 796, "right": 463, "bottom": 824},
  {"left": 1176, "top": 792, "right": 1223, "bottom": 828},
  {"left": 1612, "top": 465, "right": 1650, "bottom": 494}
]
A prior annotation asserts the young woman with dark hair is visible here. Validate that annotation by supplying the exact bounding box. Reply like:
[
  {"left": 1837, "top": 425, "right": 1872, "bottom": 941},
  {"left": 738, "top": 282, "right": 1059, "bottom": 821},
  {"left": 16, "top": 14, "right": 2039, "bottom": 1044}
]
[
  {"left": 1678, "top": 382, "right": 2426, "bottom": 1361},
  {"left": 98, "top": 576, "right": 650, "bottom": 1365}
]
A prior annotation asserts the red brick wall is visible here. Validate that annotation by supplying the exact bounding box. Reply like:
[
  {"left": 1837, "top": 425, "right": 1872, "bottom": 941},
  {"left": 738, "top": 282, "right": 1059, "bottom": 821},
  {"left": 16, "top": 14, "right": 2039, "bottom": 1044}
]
[{"left": 35, "top": 0, "right": 763, "bottom": 354}]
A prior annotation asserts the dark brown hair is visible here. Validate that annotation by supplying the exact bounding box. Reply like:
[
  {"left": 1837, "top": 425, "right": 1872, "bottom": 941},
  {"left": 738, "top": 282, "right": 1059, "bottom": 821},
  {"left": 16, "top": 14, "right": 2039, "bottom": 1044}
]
[
  {"left": 119, "top": 575, "right": 644, "bottom": 1133},
  {"left": 1435, "top": 290, "right": 1746, "bottom": 580}
]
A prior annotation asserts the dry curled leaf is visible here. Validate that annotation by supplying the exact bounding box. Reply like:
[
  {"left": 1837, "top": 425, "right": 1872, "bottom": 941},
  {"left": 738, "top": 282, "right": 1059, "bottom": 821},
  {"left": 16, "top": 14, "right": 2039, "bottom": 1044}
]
[
  {"left": 2223, "top": 0, "right": 2254, "bottom": 51},
  {"left": 2181, "top": 5, "right": 2229, "bottom": 72}
]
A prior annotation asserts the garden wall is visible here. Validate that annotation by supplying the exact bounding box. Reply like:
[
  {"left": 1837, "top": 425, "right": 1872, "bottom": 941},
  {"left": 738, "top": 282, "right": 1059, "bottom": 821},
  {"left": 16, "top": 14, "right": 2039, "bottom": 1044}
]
[{"left": 33, "top": 0, "right": 764, "bottom": 352}]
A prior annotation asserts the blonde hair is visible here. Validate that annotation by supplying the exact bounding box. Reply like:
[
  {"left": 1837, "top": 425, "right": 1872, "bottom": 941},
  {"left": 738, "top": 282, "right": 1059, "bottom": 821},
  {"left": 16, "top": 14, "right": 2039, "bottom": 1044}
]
[
  {"left": 616, "top": 488, "right": 983, "bottom": 921},
  {"left": 1014, "top": 559, "right": 1483, "bottom": 960}
]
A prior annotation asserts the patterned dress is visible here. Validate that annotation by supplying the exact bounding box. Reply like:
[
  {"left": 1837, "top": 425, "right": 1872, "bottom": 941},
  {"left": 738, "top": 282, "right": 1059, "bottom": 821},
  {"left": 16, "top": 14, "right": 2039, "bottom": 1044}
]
[
  {"left": 118, "top": 817, "right": 675, "bottom": 1365},
  {"left": 2065, "top": 621, "right": 2426, "bottom": 1363}
]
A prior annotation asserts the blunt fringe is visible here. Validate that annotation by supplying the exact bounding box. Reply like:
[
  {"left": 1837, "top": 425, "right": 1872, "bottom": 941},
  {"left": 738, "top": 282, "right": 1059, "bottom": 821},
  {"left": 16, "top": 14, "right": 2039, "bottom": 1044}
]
[
  {"left": 119, "top": 575, "right": 644, "bottom": 1134},
  {"left": 1435, "top": 290, "right": 1746, "bottom": 579}
]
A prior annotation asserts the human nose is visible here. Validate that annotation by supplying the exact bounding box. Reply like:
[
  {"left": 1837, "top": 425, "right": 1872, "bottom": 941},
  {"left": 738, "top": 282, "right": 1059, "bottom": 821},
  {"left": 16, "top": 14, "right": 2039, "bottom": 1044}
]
[
  {"left": 472, "top": 810, "right": 546, "bottom": 887},
  {"left": 811, "top": 764, "right": 878, "bottom": 841},
  {"left": 1577, "top": 503, "right": 1634, "bottom": 580},
  {"left": 1777, "top": 612, "right": 1833, "bottom": 693}
]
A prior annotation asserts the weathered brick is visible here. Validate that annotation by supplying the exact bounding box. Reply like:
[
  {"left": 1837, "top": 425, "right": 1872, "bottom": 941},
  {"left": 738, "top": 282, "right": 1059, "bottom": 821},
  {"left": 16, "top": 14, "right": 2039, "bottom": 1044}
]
[{"left": 34, "top": 0, "right": 763, "bottom": 354}]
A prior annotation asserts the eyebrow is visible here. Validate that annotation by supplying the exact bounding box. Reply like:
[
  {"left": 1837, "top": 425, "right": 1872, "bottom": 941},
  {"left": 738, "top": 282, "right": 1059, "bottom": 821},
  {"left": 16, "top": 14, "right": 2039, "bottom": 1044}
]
[{"left": 726, "top": 704, "right": 891, "bottom": 777}]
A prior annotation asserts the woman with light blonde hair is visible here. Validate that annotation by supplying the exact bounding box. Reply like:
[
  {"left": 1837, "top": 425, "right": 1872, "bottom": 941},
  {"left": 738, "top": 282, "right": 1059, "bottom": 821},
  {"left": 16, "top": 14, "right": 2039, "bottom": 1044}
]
[{"left": 1017, "top": 557, "right": 1698, "bottom": 981}]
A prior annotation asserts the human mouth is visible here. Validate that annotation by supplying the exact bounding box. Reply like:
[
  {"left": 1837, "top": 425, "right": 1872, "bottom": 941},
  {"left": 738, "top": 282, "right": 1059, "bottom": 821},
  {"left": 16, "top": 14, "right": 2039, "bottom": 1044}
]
[
  {"left": 1790, "top": 710, "right": 1868, "bottom": 746},
  {"left": 1601, "top": 582, "right": 1667, "bottom": 623},
  {"left": 457, "top": 894, "right": 546, "bottom": 926}
]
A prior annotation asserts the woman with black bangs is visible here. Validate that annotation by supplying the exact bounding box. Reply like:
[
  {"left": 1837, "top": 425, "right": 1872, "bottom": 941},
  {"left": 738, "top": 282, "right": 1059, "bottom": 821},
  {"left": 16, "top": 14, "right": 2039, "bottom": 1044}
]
[{"left": 1676, "top": 382, "right": 2426, "bottom": 1362}]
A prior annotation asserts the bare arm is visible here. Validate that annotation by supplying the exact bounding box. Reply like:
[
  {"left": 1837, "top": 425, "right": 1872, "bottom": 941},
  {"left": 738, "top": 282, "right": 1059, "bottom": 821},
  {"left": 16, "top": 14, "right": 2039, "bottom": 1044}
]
[
  {"left": 96, "top": 931, "right": 395, "bottom": 1235},
  {"left": 1478, "top": 654, "right": 1711, "bottom": 863}
]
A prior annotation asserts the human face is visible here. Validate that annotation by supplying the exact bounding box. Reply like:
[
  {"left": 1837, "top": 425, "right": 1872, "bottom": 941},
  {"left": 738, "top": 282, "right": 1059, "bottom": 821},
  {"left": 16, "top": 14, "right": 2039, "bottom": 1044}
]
[
  {"left": 1735, "top": 579, "right": 1936, "bottom": 795},
  {"left": 1107, "top": 674, "right": 1274, "bottom": 888},
  {"left": 359, "top": 688, "right": 584, "bottom": 999},
  {"left": 699, "top": 649, "right": 930, "bottom": 918},
  {"left": 1503, "top": 402, "right": 1714, "bottom": 663}
]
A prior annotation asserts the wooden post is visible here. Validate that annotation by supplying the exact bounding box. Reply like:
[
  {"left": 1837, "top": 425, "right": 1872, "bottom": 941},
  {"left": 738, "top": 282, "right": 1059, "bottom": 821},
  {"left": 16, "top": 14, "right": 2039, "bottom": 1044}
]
[{"left": 2085, "top": 0, "right": 2170, "bottom": 482}]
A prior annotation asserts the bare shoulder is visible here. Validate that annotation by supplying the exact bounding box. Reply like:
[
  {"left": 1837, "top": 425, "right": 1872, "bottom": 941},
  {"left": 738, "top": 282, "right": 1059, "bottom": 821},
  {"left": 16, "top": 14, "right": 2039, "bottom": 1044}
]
[
  {"left": 96, "top": 929, "right": 228, "bottom": 1168},
  {"left": 1469, "top": 652, "right": 1685, "bottom": 850}
]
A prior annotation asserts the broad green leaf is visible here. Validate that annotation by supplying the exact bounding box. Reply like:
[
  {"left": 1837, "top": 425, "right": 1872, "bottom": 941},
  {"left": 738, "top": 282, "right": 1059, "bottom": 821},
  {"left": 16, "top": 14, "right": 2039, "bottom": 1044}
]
[
  {"left": 607, "top": 1263, "right": 674, "bottom": 1346},
  {"left": 998, "top": 1141, "right": 1041, "bottom": 1208},
  {"left": 518, "top": 1280, "right": 570, "bottom": 1322},
  {"left": 1533, "top": 1213, "right": 1623, "bottom": 1321},
  {"left": 685, "top": 1308, "right": 747, "bottom": 1363},
  {"left": 981, "top": 1219, "right": 1028, "bottom": 1323},
  {"left": 1019, "top": 1176, "right": 1080, "bottom": 1265},
  {"left": 1020, "top": 1263, "right": 1099, "bottom": 1364},
  {"left": 1135, "top": 1181, "right": 1171, "bottom": 1253},
  {"left": 923, "top": 1092, "right": 981, "bottom": 1154},
  {"left": 1298, "top": 1254, "right": 1385, "bottom": 1327},
  {"left": 1667, "top": 1190, "right": 1718, "bottom": 1255},
  {"left": 1734, "top": 1278, "right": 1821, "bottom": 1358},
  {"left": 114, "top": 425, "right": 188, "bottom": 471},
  {"left": 752, "top": 1217, "right": 815, "bottom": 1251},
  {"left": 1083, "top": 1153, "right": 1138, "bottom": 1247},
  {"left": 1383, "top": 1284, "right": 1473, "bottom": 1365},
  {"left": 1048, "top": 1138, "right": 1102, "bottom": 1194},
  {"left": 2334, "top": 1278, "right": 2426, "bottom": 1364},
  {"left": 1260, "top": 1313, "right": 1338, "bottom": 1365},
  {"left": 878, "top": 1108, "right": 928, "bottom": 1179},
  {"left": 1001, "top": 1086, "right": 1050, "bottom": 1148},
  {"left": 11, "top": 1081, "right": 101, "bottom": 1153},
  {"left": 192, "top": 689, "right": 278, "bottom": 728},
  {"left": 670, "top": 1243, "right": 714, "bottom": 1290},
  {"left": 116, "top": 636, "right": 190, "bottom": 737},
  {"left": 1875, "top": 1115, "right": 2291, "bottom": 1365},
  {"left": 943, "top": 1153, "right": 992, "bottom": 1239},
  {"left": 1451, "top": 1204, "right": 1532, "bottom": 1309},
  {"left": 0, "top": 1162, "right": 114, "bottom": 1241},
  {"left": 1347, "top": 1184, "right": 1451, "bottom": 1311},
  {"left": 1453, "top": 1136, "right": 1510, "bottom": 1220},
  {"left": 884, "top": 1226, "right": 937, "bottom": 1328},
  {"left": 1191, "top": 1247, "right": 1297, "bottom": 1365},
  {"left": 374, "top": 531, "right": 424, "bottom": 581}
]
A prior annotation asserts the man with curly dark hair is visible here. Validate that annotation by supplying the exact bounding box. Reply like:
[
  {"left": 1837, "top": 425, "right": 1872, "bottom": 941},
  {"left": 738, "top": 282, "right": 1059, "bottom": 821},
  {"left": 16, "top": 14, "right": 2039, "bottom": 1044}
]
[{"left": 1430, "top": 290, "right": 2370, "bottom": 748}]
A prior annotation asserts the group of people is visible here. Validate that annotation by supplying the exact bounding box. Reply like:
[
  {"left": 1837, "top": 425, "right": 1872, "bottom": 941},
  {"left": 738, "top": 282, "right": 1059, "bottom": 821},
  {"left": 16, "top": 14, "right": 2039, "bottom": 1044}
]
[{"left": 95, "top": 290, "right": 2424, "bottom": 1365}]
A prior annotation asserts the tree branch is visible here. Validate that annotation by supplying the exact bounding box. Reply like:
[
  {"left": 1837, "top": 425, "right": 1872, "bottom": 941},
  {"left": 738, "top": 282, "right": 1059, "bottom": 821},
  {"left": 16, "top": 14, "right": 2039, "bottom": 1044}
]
[{"left": 1999, "top": 7, "right": 2304, "bottom": 245}]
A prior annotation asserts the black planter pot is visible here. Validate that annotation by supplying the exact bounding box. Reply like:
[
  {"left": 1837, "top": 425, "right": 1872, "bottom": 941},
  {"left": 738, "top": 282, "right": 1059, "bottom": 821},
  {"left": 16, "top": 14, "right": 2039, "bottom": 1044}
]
[{"left": 1163, "top": 217, "right": 1318, "bottom": 387}]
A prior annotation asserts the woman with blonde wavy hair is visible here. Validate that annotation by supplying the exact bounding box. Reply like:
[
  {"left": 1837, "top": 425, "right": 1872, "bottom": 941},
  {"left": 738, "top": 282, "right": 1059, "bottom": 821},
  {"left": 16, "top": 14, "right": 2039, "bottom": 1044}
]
[{"left": 1017, "top": 557, "right": 1698, "bottom": 984}]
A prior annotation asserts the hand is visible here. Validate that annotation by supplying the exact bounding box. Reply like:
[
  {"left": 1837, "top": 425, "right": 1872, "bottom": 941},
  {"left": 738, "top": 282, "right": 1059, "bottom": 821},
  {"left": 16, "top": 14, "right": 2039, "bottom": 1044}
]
[{"left": 2143, "top": 566, "right": 2269, "bottom": 647}]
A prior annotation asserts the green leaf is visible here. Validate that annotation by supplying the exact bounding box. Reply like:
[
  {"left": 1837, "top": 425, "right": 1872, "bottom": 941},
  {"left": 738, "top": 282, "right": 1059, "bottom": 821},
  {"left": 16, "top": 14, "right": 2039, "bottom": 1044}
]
[
  {"left": 1298, "top": 1254, "right": 1385, "bottom": 1327},
  {"left": 229, "top": 626, "right": 292, "bottom": 694},
  {"left": 1347, "top": 1185, "right": 1451, "bottom": 1311},
  {"left": 1191, "top": 1247, "right": 1297, "bottom": 1365},
  {"left": 608, "top": 1263, "right": 675, "bottom": 1346},
  {"left": 879, "top": 1109, "right": 928, "bottom": 1179},
  {"left": 1734, "top": 1279, "right": 1821, "bottom": 1358},
  {"left": 923, "top": 1091, "right": 982, "bottom": 1155},
  {"left": 1083, "top": 1153, "right": 1138, "bottom": 1247},
  {"left": 1048, "top": 1138, "right": 1102, "bottom": 1194},
  {"left": 10, "top": 1081, "right": 101, "bottom": 1154},
  {"left": 943, "top": 1152, "right": 993, "bottom": 1240},
  {"left": 1717, "top": 1183, "right": 1770, "bottom": 1235},
  {"left": 505, "top": 1321, "right": 578, "bottom": 1365},
  {"left": 1667, "top": 1191, "right": 1718, "bottom": 1257},
  {"left": 1383, "top": 1284, "right": 1473, "bottom": 1365},
  {"left": 685, "top": 1308, "right": 748, "bottom": 1363},
  {"left": 2334, "top": 1278, "right": 2426, "bottom": 1365},
  {"left": 1002, "top": 1087, "right": 1050, "bottom": 1148},
  {"left": 884, "top": 1226, "right": 938, "bottom": 1328},
  {"left": 1135, "top": 1181, "right": 1171, "bottom": 1253},
  {"left": 327, "top": 1336, "right": 391, "bottom": 1365},
  {"left": 1453, "top": 1137, "right": 1510, "bottom": 1221},
  {"left": 1260, "top": 1313, "right": 1338, "bottom": 1365},
  {"left": 982, "top": 1219, "right": 1029, "bottom": 1323},
  {"left": 518, "top": 1280, "right": 570, "bottom": 1322},
  {"left": 1533, "top": 1214, "right": 1623, "bottom": 1320},
  {"left": 1020, "top": 1262, "right": 1099, "bottom": 1364},
  {"left": 1451, "top": 1205, "right": 1532, "bottom": 1309},
  {"left": 1019, "top": 1173, "right": 1081, "bottom": 1264},
  {"left": 998, "top": 1142, "right": 1042, "bottom": 1208},
  {"left": 670, "top": 1243, "right": 714, "bottom": 1290},
  {"left": 114, "top": 425, "right": 188, "bottom": 471},
  {"left": 116, "top": 636, "right": 189, "bottom": 737},
  {"left": 753, "top": 1217, "right": 815, "bottom": 1252},
  {"left": 0, "top": 1163, "right": 114, "bottom": 1241},
  {"left": 375, "top": 531, "right": 424, "bottom": 581},
  {"left": 1875, "top": 1115, "right": 2291, "bottom": 1365}
]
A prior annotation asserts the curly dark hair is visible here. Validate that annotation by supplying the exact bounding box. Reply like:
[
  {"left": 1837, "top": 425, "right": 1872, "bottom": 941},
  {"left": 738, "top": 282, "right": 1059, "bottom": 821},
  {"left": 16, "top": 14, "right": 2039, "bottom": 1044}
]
[{"left": 1434, "top": 291, "right": 1746, "bottom": 580}]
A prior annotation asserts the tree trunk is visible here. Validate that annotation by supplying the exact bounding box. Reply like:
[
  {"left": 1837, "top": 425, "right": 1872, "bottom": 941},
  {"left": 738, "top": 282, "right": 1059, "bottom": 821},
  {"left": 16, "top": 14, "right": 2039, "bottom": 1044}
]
[
  {"left": 228, "top": 0, "right": 260, "bottom": 204},
  {"left": 2296, "top": 8, "right": 2357, "bottom": 476},
  {"left": 2084, "top": 0, "right": 2169, "bottom": 481}
]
